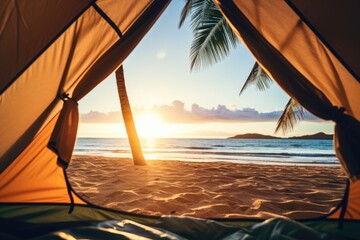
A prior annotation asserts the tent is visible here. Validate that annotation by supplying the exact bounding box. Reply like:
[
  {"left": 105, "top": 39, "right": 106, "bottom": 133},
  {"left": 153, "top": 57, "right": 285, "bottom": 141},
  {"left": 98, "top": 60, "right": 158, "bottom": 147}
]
[{"left": 0, "top": 0, "right": 359, "bottom": 239}]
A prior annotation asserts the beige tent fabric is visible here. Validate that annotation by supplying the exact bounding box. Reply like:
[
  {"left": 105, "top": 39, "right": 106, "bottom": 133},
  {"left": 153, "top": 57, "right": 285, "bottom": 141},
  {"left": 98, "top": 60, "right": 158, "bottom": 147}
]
[
  {"left": 0, "top": 0, "right": 170, "bottom": 203},
  {"left": 214, "top": 0, "right": 360, "bottom": 219}
]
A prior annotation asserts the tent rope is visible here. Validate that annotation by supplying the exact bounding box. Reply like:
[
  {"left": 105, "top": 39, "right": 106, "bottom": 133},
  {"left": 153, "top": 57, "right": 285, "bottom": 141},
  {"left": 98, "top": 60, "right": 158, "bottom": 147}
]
[
  {"left": 63, "top": 169, "right": 75, "bottom": 214},
  {"left": 338, "top": 179, "right": 350, "bottom": 229},
  {"left": 331, "top": 106, "right": 346, "bottom": 122},
  {"left": 59, "top": 92, "right": 71, "bottom": 101}
]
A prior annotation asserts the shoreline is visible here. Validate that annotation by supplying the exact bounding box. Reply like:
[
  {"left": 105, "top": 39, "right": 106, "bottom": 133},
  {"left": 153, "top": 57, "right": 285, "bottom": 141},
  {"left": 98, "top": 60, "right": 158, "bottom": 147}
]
[
  {"left": 73, "top": 153, "right": 340, "bottom": 167},
  {"left": 68, "top": 155, "right": 346, "bottom": 219}
]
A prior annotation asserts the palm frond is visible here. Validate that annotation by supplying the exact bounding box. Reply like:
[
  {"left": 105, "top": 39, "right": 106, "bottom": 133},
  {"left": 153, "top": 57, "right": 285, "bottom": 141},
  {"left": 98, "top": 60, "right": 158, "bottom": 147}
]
[
  {"left": 191, "top": 0, "right": 214, "bottom": 30},
  {"left": 275, "top": 98, "right": 305, "bottom": 134},
  {"left": 239, "top": 62, "right": 273, "bottom": 95},
  {"left": 190, "top": 5, "right": 239, "bottom": 70},
  {"left": 179, "top": 0, "right": 212, "bottom": 29},
  {"left": 179, "top": 1, "right": 305, "bottom": 134},
  {"left": 179, "top": 0, "right": 193, "bottom": 28}
]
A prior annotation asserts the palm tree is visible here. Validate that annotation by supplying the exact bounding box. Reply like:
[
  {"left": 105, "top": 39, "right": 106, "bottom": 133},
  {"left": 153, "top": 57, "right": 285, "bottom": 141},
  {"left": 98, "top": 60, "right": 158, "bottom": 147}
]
[
  {"left": 115, "top": 65, "right": 146, "bottom": 165},
  {"left": 179, "top": 0, "right": 304, "bottom": 134},
  {"left": 241, "top": 62, "right": 305, "bottom": 134}
]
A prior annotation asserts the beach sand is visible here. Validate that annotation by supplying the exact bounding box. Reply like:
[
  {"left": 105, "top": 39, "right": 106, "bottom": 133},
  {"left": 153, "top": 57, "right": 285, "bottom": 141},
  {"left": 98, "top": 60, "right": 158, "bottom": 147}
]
[{"left": 68, "top": 156, "right": 346, "bottom": 219}]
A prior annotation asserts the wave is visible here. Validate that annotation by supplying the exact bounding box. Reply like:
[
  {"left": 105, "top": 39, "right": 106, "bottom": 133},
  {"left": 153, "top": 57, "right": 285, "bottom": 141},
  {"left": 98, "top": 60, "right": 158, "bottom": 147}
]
[
  {"left": 74, "top": 138, "right": 337, "bottom": 166},
  {"left": 143, "top": 150, "right": 336, "bottom": 158},
  {"left": 75, "top": 148, "right": 336, "bottom": 158},
  {"left": 201, "top": 156, "right": 339, "bottom": 165},
  {"left": 184, "top": 147, "right": 213, "bottom": 150}
]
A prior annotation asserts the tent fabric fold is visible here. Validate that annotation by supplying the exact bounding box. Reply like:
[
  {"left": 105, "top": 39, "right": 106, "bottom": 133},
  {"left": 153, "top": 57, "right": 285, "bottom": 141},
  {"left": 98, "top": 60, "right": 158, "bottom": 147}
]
[
  {"left": 48, "top": 98, "right": 79, "bottom": 168},
  {"left": 334, "top": 114, "right": 360, "bottom": 182}
]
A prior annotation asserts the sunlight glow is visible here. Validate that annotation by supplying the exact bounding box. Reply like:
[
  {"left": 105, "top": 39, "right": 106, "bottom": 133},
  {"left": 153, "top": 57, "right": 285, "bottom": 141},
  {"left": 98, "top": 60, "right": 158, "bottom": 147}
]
[{"left": 135, "top": 112, "right": 166, "bottom": 139}]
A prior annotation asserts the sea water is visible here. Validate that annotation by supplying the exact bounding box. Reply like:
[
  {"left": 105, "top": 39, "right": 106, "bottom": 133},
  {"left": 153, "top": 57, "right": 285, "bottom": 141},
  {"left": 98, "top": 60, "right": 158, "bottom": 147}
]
[{"left": 74, "top": 138, "right": 338, "bottom": 166}]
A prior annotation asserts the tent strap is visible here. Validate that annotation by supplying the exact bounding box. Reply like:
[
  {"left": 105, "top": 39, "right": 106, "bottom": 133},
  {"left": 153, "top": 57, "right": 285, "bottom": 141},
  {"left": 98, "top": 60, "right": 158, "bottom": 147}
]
[
  {"left": 63, "top": 169, "right": 75, "bottom": 214},
  {"left": 338, "top": 179, "right": 350, "bottom": 229}
]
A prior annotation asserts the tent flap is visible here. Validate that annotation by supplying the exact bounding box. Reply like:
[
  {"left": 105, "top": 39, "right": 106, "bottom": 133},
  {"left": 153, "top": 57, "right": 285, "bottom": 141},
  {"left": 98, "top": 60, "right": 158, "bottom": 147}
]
[
  {"left": 214, "top": 0, "right": 360, "bottom": 219},
  {"left": 0, "top": 0, "right": 170, "bottom": 204}
]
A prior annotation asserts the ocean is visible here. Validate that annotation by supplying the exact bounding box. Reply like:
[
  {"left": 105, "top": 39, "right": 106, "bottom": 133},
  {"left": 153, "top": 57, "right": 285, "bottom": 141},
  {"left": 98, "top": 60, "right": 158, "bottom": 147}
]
[{"left": 74, "top": 138, "right": 338, "bottom": 166}]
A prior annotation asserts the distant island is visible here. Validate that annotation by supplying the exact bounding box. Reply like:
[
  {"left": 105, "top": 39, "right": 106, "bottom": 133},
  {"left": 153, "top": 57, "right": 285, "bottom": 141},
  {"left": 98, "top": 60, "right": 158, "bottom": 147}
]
[
  {"left": 228, "top": 132, "right": 333, "bottom": 140},
  {"left": 228, "top": 133, "right": 280, "bottom": 139},
  {"left": 289, "top": 132, "right": 333, "bottom": 140}
]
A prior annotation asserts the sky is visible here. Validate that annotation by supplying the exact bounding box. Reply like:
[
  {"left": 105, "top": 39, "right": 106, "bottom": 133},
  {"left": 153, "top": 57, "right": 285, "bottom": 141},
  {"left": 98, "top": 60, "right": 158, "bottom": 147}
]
[{"left": 78, "top": 2, "right": 334, "bottom": 138}]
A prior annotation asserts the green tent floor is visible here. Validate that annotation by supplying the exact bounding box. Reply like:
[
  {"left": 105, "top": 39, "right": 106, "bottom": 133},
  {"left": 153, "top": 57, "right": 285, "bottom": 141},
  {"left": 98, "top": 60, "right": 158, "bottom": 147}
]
[{"left": 0, "top": 203, "right": 359, "bottom": 239}]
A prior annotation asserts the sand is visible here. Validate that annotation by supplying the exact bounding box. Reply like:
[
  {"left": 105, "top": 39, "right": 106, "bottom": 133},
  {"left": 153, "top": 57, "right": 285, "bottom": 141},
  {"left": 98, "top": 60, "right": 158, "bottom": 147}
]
[{"left": 68, "top": 156, "right": 347, "bottom": 219}]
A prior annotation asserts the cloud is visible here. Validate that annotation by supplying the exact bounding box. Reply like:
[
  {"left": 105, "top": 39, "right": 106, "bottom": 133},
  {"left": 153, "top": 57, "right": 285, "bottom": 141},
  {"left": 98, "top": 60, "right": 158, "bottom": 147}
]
[
  {"left": 153, "top": 101, "right": 276, "bottom": 123},
  {"left": 80, "top": 111, "right": 122, "bottom": 123},
  {"left": 80, "top": 100, "right": 320, "bottom": 123},
  {"left": 156, "top": 49, "right": 167, "bottom": 59},
  {"left": 151, "top": 100, "right": 319, "bottom": 123}
]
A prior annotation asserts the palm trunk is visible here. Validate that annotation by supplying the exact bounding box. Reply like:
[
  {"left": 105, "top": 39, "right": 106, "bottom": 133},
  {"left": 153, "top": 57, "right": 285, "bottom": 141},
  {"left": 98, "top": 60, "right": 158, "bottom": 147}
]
[{"left": 115, "top": 65, "right": 146, "bottom": 166}]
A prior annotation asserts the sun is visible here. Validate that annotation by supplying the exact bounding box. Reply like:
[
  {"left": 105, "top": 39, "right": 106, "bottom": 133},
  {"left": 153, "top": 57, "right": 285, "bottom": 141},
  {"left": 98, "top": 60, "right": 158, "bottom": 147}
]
[{"left": 135, "top": 112, "right": 164, "bottom": 139}]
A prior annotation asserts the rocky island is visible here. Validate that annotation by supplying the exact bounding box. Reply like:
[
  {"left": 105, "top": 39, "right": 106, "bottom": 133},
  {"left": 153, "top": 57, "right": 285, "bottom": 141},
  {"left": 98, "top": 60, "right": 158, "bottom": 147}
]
[{"left": 228, "top": 132, "right": 333, "bottom": 140}]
